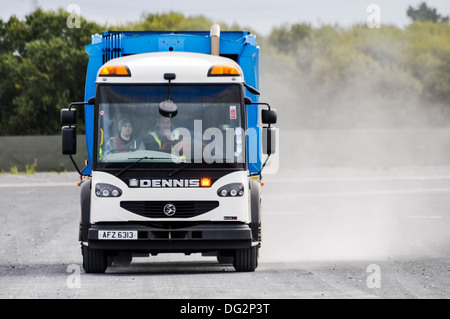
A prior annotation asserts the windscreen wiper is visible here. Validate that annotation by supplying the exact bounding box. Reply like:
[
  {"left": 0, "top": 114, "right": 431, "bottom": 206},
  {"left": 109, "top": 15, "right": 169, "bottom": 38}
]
[
  {"left": 168, "top": 162, "right": 191, "bottom": 177},
  {"left": 115, "top": 156, "right": 166, "bottom": 178}
]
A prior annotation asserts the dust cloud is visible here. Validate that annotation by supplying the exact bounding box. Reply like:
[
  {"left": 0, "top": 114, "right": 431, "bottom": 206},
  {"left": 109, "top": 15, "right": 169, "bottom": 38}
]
[
  {"left": 256, "top": 28, "right": 450, "bottom": 263},
  {"left": 259, "top": 168, "right": 450, "bottom": 263}
]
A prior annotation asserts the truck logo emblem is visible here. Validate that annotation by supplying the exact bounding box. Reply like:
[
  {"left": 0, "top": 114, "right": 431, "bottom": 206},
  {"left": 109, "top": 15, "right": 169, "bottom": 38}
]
[{"left": 163, "top": 204, "right": 176, "bottom": 216}]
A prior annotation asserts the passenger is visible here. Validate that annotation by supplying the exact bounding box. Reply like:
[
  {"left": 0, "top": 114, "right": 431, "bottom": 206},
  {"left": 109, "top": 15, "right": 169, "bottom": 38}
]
[{"left": 105, "top": 118, "right": 144, "bottom": 153}]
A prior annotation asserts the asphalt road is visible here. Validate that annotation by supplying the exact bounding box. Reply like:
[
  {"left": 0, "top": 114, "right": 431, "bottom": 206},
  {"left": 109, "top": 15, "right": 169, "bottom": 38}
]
[{"left": 0, "top": 168, "right": 449, "bottom": 300}]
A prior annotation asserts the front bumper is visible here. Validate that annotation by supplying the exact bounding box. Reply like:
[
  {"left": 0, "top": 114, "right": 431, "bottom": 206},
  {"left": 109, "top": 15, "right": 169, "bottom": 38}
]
[{"left": 85, "top": 223, "right": 254, "bottom": 252}]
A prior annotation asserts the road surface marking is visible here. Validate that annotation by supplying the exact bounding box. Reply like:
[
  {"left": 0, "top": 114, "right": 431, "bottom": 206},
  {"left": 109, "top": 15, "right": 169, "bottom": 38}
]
[
  {"left": 406, "top": 216, "right": 443, "bottom": 219},
  {"left": 269, "top": 176, "right": 450, "bottom": 182},
  {"left": 265, "top": 188, "right": 450, "bottom": 198},
  {"left": 0, "top": 182, "right": 76, "bottom": 188}
]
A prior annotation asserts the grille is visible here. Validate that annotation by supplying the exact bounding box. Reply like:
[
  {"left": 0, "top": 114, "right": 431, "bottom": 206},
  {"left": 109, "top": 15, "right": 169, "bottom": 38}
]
[{"left": 120, "top": 201, "right": 219, "bottom": 218}]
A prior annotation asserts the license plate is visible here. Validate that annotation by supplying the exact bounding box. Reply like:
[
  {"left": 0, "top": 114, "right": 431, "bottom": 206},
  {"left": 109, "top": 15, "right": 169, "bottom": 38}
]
[{"left": 98, "top": 230, "right": 138, "bottom": 240}]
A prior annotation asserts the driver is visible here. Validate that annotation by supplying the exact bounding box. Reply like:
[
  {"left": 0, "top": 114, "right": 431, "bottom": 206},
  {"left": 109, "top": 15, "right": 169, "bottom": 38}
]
[
  {"left": 143, "top": 115, "right": 180, "bottom": 153},
  {"left": 105, "top": 118, "right": 144, "bottom": 153}
]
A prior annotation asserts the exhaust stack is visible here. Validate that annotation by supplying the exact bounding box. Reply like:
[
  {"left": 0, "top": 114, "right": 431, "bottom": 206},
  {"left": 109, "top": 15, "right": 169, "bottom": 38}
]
[{"left": 210, "top": 24, "right": 220, "bottom": 56}]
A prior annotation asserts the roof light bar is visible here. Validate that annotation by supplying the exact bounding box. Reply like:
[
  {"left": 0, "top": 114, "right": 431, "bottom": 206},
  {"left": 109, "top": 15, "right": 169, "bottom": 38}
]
[
  {"left": 99, "top": 65, "right": 131, "bottom": 77},
  {"left": 207, "top": 64, "right": 241, "bottom": 77}
]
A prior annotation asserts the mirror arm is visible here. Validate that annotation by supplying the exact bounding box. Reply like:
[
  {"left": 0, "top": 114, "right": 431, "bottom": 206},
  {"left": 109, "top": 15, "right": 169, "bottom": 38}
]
[
  {"left": 245, "top": 101, "right": 275, "bottom": 127},
  {"left": 243, "top": 83, "right": 260, "bottom": 96},
  {"left": 68, "top": 101, "right": 90, "bottom": 111},
  {"left": 69, "top": 154, "right": 82, "bottom": 176},
  {"left": 249, "top": 154, "right": 271, "bottom": 177},
  {"left": 245, "top": 101, "right": 271, "bottom": 111}
]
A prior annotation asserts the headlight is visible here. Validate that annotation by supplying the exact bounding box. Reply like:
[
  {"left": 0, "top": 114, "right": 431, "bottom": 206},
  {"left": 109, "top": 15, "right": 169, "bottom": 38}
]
[
  {"left": 95, "top": 183, "right": 122, "bottom": 197},
  {"left": 217, "top": 183, "right": 244, "bottom": 197}
]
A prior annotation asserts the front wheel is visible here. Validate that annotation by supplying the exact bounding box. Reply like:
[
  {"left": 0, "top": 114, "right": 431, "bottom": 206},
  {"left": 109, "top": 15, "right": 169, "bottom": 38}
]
[
  {"left": 82, "top": 245, "right": 108, "bottom": 274},
  {"left": 233, "top": 246, "right": 258, "bottom": 272},
  {"left": 217, "top": 254, "right": 234, "bottom": 265}
]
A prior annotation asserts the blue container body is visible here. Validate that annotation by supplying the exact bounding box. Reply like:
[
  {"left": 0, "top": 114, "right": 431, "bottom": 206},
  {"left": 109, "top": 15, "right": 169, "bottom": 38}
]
[{"left": 83, "top": 31, "right": 261, "bottom": 175}]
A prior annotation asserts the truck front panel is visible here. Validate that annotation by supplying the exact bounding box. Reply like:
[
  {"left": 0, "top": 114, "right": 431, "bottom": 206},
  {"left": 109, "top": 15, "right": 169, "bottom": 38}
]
[{"left": 90, "top": 170, "right": 250, "bottom": 223}]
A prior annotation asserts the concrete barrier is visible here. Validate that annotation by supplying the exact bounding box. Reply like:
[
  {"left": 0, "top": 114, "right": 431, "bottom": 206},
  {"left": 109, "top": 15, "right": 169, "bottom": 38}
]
[
  {"left": 0, "top": 135, "right": 87, "bottom": 172},
  {"left": 279, "top": 128, "right": 450, "bottom": 170},
  {"left": 1, "top": 128, "right": 450, "bottom": 172}
]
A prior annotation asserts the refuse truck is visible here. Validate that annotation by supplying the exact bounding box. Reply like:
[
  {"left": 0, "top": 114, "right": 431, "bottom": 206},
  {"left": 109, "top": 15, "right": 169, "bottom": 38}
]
[{"left": 60, "top": 25, "right": 278, "bottom": 273}]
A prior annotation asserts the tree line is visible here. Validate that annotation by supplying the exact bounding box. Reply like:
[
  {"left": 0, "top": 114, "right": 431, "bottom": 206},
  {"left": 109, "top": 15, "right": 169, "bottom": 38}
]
[
  {"left": 0, "top": 10, "right": 243, "bottom": 135},
  {"left": 0, "top": 3, "right": 449, "bottom": 134},
  {"left": 266, "top": 19, "right": 450, "bottom": 129}
]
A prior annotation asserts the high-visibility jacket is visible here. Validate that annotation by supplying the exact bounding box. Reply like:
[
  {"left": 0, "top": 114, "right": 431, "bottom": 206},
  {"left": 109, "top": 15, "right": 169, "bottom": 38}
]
[{"left": 148, "top": 130, "right": 180, "bottom": 151}]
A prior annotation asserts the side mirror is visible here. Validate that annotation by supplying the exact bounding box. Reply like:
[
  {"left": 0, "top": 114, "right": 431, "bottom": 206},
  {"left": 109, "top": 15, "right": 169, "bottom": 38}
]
[
  {"left": 60, "top": 109, "right": 77, "bottom": 126},
  {"left": 62, "top": 126, "right": 77, "bottom": 155},
  {"left": 262, "top": 127, "right": 277, "bottom": 155},
  {"left": 262, "top": 109, "right": 277, "bottom": 125},
  {"left": 60, "top": 97, "right": 94, "bottom": 175}
]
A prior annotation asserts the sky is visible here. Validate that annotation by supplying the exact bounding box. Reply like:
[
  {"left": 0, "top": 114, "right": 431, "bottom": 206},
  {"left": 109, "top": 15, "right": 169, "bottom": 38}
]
[{"left": 1, "top": 0, "right": 450, "bottom": 35}]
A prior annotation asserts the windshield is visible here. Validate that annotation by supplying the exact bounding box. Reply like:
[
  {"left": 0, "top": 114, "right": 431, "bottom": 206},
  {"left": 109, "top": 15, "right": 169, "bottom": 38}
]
[{"left": 95, "top": 84, "right": 245, "bottom": 169}]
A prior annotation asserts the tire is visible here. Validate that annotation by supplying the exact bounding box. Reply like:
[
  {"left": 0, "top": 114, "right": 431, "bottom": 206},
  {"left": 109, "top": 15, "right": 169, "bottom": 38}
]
[
  {"left": 217, "top": 255, "right": 234, "bottom": 264},
  {"left": 250, "top": 179, "right": 262, "bottom": 245},
  {"left": 82, "top": 245, "right": 108, "bottom": 274},
  {"left": 233, "top": 246, "right": 258, "bottom": 272}
]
